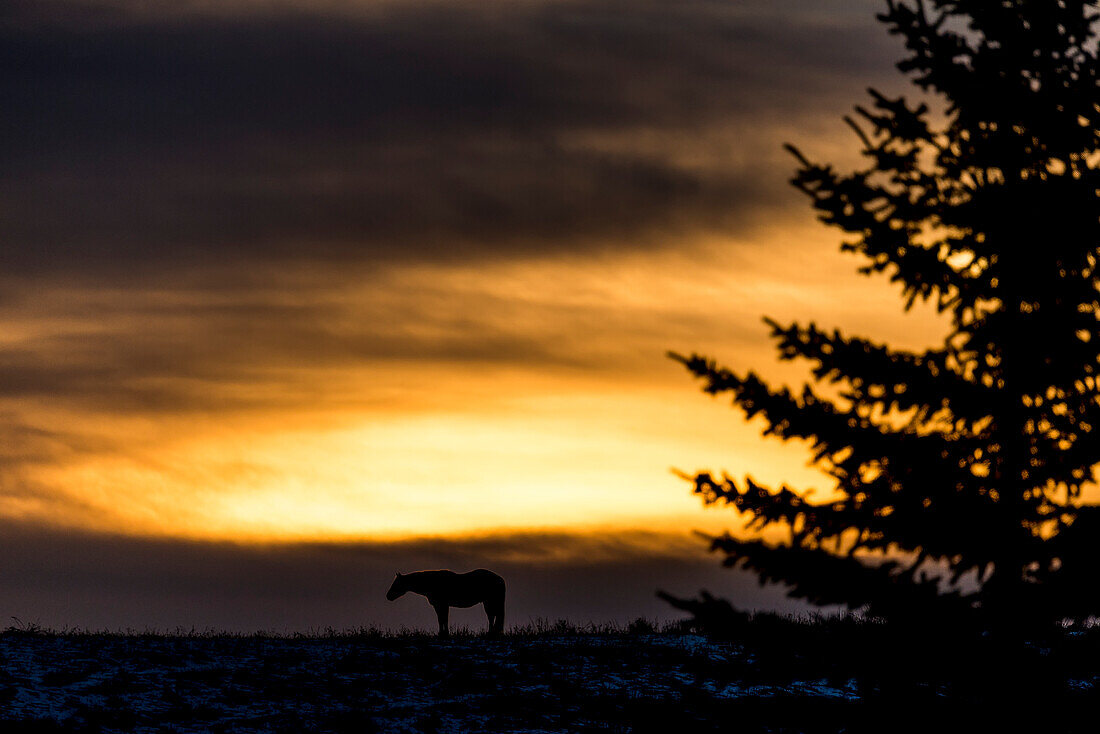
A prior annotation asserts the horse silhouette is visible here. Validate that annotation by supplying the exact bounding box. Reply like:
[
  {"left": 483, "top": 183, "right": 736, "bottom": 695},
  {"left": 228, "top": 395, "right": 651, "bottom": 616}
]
[{"left": 386, "top": 569, "right": 505, "bottom": 637}]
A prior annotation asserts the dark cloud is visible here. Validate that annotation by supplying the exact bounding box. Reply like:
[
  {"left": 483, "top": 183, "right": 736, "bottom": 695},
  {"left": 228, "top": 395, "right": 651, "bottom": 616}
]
[
  {"left": 0, "top": 0, "right": 904, "bottom": 578},
  {"left": 1, "top": 0, "right": 898, "bottom": 280},
  {"left": 0, "top": 418, "right": 90, "bottom": 466},
  {"left": 0, "top": 276, "right": 659, "bottom": 413},
  {"left": 0, "top": 521, "right": 811, "bottom": 631}
]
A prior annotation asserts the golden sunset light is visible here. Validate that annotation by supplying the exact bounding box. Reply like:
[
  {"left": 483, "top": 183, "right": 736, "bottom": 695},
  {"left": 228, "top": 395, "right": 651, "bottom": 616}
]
[
  {"left": 1, "top": 228, "right": 949, "bottom": 545},
  {"left": 1, "top": 0, "right": 972, "bottom": 629}
]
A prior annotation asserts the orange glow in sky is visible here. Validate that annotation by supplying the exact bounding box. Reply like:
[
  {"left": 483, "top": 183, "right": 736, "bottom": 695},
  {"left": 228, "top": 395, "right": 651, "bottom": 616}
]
[
  {"left": 2, "top": 229, "right": 949, "bottom": 545},
  {"left": 1, "top": 0, "right": 961, "bottom": 556}
]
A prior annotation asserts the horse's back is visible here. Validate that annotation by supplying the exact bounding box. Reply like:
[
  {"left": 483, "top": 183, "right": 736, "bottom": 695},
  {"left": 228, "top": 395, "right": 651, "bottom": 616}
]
[
  {"left": 465, "top": 568, "right": 505, "bottom": 586},
  {"left": 438, "top": 569, "right": 503, "bottom": 607},
  {"left": 408, "top": 568, "right": 504, "bottom": 607},
  {"left": 465, "top": 569, "right": 504, "bottom": 594}
]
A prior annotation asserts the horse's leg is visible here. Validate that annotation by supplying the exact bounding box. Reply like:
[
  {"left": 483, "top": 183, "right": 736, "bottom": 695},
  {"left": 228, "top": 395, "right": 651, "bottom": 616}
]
[
  {"left": 485, "top": 595, "right": 504, "bottom": 635},
  {"left": 434, "top": 604, "right": 449, "bottom": 638}
]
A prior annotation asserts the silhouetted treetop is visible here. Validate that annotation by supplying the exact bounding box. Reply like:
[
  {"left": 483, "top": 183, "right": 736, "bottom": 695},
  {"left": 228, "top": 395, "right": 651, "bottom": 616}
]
[{"left": 671, "top": 0, "right": 1100, "bottom": 629}]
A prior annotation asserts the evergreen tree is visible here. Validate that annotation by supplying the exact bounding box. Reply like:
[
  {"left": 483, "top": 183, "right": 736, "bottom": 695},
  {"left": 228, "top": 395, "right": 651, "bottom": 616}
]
[{"left": 673, "top": 0, "right": 1100, "bottom": 628}]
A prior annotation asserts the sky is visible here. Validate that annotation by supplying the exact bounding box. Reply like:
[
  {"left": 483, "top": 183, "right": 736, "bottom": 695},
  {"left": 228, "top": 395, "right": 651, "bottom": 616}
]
[{"left": 1, "top": 0, "right": 952, "bottom": 630}]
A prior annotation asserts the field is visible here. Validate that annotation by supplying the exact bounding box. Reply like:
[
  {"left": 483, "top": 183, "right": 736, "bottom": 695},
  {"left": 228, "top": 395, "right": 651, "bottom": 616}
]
[{"left": 3, "top": 619, "right": 1100, "bottom": 733}]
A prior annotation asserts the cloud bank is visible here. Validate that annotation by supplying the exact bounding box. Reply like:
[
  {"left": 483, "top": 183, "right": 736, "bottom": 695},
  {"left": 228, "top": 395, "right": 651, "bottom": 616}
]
[
  {"left": 2, "top": 0, "right": 896, "bottom": 279},
  {"left": 0, "top": 0, "right": 905, "bottom": 414},
  {"left": 0, "top": 0, "right": 926, "bottom": 560}
]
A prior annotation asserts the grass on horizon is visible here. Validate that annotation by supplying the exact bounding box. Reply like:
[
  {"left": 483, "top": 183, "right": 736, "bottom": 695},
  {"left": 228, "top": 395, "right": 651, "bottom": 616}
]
[{"left": 2, "top": 610, "right": 898, "bottom": 639}]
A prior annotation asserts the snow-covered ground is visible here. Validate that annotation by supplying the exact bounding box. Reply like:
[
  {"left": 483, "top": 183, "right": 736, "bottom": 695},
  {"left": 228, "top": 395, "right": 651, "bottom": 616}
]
[
  {"left": 0, "top": 631, "right": 863, "bottom": 732},
  {"left": 3, "top": 629, "right": 1098, "bottom": 732}
]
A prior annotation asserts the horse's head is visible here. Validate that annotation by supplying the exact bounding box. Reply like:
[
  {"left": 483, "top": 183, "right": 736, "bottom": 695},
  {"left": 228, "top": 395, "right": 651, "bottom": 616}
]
[{"left": 386, "top": 572, "right": 406, "bottom": 601}]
